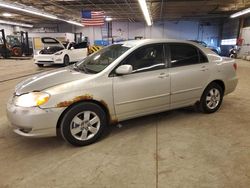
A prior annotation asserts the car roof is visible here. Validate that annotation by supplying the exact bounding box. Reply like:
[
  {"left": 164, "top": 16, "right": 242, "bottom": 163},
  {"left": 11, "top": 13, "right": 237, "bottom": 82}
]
[
  {"left": 120, "top": 39, "right": 203, "bottom": 47},
  {"left": 118, "top": 39, "right": 217, "bottom": 57}
]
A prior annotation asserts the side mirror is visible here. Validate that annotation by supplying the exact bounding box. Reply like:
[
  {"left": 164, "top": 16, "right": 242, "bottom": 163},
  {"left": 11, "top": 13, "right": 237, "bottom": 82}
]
[
  {"left": 115, "top": 64, "right": 133, "bottom": 75},
  {"left": 70, "top": 46, "right": 74, "bottom": 50}
]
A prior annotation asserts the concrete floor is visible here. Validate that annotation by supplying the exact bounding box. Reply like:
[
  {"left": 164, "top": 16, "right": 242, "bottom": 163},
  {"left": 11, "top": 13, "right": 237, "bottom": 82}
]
[{"left": 0, "top": 59, "right": 249, "bottom": 188}]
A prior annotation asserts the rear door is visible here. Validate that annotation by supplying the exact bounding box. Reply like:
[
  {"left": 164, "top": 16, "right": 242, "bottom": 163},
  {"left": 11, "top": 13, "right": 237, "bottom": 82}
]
[
  {"left": 113, "top": 44, "right": 171, "bottom": 120},
  {"left": 168, "top": 43, "right": 210, "bottom": 108}
]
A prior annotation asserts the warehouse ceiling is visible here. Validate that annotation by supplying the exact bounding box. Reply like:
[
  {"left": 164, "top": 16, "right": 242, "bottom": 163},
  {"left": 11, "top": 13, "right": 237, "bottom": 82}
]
[{"left": 1, "top": 0, "right": 250, "bottom": 25}]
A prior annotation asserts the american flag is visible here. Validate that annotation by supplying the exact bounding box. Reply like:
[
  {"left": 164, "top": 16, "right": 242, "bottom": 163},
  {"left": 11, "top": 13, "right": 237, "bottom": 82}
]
[{"left": 82, "top": 11, "right": 105, "bottom": 26}]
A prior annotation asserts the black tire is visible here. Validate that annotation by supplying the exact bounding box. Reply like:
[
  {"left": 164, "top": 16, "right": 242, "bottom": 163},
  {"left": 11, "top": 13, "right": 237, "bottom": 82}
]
[
  {"left": 36, "top": 64, "right": 44, "bottom": 67},
  {"left": 60, "top": 102, "right": 107, "bottom": 146},
  {"left": 63, "top": 55, "right": 70, "bottom": 66},
  {"left": 230, "top": 54, "right": 236, "bottom": 58},
  {"left": 199, "top": 83, "right": 223, "bottom": 113}
]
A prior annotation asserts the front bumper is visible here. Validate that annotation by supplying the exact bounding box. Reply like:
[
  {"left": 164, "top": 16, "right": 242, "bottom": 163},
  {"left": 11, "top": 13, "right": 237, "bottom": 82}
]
[
  {"left": 6, "top": 99, "right": 65, "bottom": 138},
  {"left": 34, "top": 54, "right": 63, "bottom": 65}
]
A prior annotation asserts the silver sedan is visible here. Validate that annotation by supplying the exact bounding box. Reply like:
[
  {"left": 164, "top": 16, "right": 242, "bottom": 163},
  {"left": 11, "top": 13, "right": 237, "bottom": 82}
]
[{"left": 6, "top": 39, "right": 238, "bottom": 146}]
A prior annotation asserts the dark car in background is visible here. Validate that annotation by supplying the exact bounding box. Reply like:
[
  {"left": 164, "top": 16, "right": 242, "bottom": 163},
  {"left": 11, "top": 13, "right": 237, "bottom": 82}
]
[{"left": 190, "top": 40, "right": 221, "bottom": 55}]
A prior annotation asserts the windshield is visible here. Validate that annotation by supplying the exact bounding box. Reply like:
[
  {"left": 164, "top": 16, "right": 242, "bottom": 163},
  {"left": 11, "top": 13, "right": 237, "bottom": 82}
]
[
  {"left": 75, "top": 44, "right": 130, "bottom": 73},
  {"left": 6, "top": 36, "right": 21, "bottom": 46}
]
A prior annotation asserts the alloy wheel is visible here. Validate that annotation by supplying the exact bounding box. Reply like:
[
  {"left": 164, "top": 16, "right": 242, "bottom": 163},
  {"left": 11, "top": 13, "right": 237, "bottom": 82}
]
[
  {"left": 206, "top": 88, "right": 221, "bottom": 110},
  {"left": 70, "top": 111, "right": 101, "bottom": 141}
]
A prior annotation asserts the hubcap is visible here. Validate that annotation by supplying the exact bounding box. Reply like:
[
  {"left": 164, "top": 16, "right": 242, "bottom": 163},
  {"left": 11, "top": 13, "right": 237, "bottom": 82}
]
[
  {"left": 206, "top": 88, "right": 221, "bottom": 110},
  {"left": 70, "top": 111, "right": 100, "bottom": 141}
]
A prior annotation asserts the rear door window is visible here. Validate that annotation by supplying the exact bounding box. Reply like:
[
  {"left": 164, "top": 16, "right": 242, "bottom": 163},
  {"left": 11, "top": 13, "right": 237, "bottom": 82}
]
[{"left": 169, "top": 43, "right": 207, "bottom": 67}]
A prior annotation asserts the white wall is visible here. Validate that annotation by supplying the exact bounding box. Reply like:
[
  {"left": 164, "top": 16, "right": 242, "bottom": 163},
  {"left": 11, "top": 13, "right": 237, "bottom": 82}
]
[
  {"left": 1, "top": 21, "right": 220, "bottom": 47},
  {"left": 76, "top": 21, "right": 220, "bottom": 46},
  {"left": 0, "top": 24, "right": 14, "bottom": 35},
  {"left": 0, "top": 24, "right": 31, "bottom": 35}
]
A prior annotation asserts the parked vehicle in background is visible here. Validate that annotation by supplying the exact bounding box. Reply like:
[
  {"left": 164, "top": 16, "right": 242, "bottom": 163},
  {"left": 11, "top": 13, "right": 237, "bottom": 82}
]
[
  {"left": 0, "top": 35, "right": 33, "bottom": 57},
  {"left": 34, "top": 37, "right": 88, "bottom": 67},
  {"left": 190, "top": 40, "right": 221, "bottom": 55},
  {"left": 7, "top": 39, "right": 238, "bottom": 146},
  {"left": 229, "top": 45, "right": 240, "bottom": 58}
]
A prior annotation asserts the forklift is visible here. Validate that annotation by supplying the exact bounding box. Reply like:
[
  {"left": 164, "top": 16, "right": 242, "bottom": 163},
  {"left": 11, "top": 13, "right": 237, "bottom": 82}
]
[
  {"left": 0, "top": 29, "right": 11, "bottom": 58},
  {"left": 7, "top": 31, "right": 33, "bottom": 56},
  {"left": 0, "top": 30, "right": 33, "bottom": 58},
  {"left": 74, "top": 32, "right": 83, "bottom": 43}
]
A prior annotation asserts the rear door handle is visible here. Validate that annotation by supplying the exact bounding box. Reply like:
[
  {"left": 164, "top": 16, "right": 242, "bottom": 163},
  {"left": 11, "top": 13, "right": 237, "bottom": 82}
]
[
  {"left": 158, "top": 73, "right": 169, "bottom": 78},
  {"left": 200, "top": 66, "right": 209, "bottom": 72}
]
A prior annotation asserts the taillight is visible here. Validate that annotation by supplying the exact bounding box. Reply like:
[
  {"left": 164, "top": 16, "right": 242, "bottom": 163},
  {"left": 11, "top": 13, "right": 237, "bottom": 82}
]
[{"left": 233, "top": 63, "right": 237, "bottom": 71}]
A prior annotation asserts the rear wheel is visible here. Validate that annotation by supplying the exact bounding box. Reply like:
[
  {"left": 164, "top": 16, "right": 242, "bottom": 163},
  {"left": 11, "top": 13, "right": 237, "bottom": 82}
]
[
  {"left": 63, "top": 55, "right": 70, "bottom": 66},
  {"left": 199, "top": 83, "right": 223, "bottom": 113},
  {"left": 60, "top": 102, "right": 107, "bottom": 146},
  {"left": 230, "top": 53, "right": 236, "bottom": 58}
]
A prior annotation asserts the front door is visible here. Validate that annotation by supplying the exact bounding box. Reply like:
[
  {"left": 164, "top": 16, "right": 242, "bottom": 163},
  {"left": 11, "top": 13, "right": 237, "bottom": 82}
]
[{"left": 113, "top": 44, "right": 171, "bottom": 120}]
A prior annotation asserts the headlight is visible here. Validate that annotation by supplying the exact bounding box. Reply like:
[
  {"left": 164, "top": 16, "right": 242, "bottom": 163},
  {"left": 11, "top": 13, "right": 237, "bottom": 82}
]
[
  {"left": 55, "top": 51, "right": 63, "bottom": 55},
  {"left": 15, "top": 92, "right": 50, "bottom": 107}
]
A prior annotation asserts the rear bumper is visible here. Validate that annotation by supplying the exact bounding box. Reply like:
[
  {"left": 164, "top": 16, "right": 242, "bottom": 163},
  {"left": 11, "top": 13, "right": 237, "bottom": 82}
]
[
  {"left": 224, "top": 76, "right": 238, "bottom": 95},
  {"left": 6, "top": 98, "right": 65, "bottom": 138}
]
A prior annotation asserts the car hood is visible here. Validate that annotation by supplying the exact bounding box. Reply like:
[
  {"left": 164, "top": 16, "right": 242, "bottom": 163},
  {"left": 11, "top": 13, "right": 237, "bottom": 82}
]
[{"left": 15, "top": 67, "right": 90, "bottom": 95}]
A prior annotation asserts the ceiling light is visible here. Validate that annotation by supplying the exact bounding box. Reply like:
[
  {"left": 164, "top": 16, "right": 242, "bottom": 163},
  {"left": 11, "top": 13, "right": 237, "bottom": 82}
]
[
  {"left": 138, "top": 0, "right": 152, "bottom": 26},
  {"left": 0, "top": 2, "right": 57, "bottom": 20},
  {"left": 105, "top": 17, "right": 112, "bottom": 22},
  {"left": 2, "top": 13, "right": 12, "bottom": 17},
  {"left": 0, "top": 19, "right": 33, "bottom": 28},
  {"left": 0, "top": 1, "right": 83, "bottom": 27},
  {"left": 66, "top": 20, "right": 83, "bottom": 27},
  {"left": 58, "top": 19, "right": 83, "bottom": 27},
  {"left": 230, "top": 8, "right": 250, "bottom": 18}
]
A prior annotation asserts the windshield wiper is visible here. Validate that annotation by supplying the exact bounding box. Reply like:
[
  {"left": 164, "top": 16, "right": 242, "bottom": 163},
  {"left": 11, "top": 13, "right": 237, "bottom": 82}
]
[
  {"left": 81, "top": 64, "right": 89, "bottom": 73},
  {"left": 71, "top": 63, "right": 81, "bottom": 72},
  {"left": 71, "top": 63, "right": 88, "bottom": 74}
]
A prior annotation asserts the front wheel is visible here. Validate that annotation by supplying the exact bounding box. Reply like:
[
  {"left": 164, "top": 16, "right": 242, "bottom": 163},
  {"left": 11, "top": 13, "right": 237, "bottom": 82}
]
[
  {"left": 199, "top": 83, "right": 223, "bottom": 113},
  {"left": 63, "top": 55, "right": 70, "bottom": 66},
  {"left": 60, "top": 102, "right": 107, "bottom": 146}
]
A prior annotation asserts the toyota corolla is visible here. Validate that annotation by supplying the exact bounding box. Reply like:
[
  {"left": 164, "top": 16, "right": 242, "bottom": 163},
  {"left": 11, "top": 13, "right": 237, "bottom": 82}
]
[{"left": 6, "top": 39, "right": 238, "bottom": 146}]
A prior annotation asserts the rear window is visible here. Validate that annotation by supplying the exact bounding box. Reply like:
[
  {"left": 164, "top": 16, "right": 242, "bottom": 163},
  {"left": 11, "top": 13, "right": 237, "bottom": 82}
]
[{"left": 41, "top": 38, "right": 60, "bottom": 44}]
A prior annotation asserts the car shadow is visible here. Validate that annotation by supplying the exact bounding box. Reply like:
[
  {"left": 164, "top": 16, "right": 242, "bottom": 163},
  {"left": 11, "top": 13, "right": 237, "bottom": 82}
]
[
  {"left": 100, "top": 106, "right": 198, "bottom": 140},
  {"left": 11, "top": 106, "right": 199, "bottom": 149}
]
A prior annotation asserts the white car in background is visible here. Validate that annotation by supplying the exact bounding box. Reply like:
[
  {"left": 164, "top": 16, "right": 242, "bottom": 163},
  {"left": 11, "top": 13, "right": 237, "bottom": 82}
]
[{"left": 34, "top": 37, "right": 88, "bottom": 67}]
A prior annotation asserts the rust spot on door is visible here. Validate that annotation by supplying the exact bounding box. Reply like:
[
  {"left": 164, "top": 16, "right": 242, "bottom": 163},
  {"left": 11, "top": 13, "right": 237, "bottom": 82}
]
[{"left": 100, "top": 100, "right": 118, "bottom": 125}]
